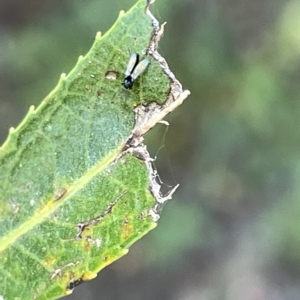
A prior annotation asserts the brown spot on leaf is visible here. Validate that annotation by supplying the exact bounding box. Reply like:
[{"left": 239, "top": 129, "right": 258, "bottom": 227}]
[
  {"left": 67, "top": 278, "right": 83, "bottom": 290},
  {"left": 105, "top": 70, "right": 119, "bottom": 80},
  {"left": 54, "top": 188, "right": 67, "bottom": 201}
]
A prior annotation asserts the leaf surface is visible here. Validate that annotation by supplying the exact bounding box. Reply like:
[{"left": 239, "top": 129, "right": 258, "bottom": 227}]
[{"left": 0, "top": 0, "right": 189, "bottom": 299}]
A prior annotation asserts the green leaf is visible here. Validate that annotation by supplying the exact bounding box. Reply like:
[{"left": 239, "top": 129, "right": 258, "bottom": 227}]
[{"left": 0, "top": 0, "right": 189, "bottom": 299}]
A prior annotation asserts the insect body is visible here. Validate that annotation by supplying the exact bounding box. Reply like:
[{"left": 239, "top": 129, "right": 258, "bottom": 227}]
[{"left": 123, "top": 53, "right": 149, "bottom": 89}]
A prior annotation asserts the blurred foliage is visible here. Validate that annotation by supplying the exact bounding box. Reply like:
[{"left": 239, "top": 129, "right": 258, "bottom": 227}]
[{"left": 2, "top": 0, "right": 300, "bottom": 299}]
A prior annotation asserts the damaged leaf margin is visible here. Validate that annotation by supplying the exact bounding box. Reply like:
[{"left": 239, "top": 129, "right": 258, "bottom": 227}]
[{"left": 122, "top": 0, "right": 190, "bottom": 209}]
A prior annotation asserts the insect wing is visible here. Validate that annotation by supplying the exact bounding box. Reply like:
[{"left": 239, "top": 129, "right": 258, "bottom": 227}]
[
  {"left": 131, "top": 59, "right": 149, "bottom": 80},
  {"left": 125, "top": 53, "right": 139, "bottom": 76}
]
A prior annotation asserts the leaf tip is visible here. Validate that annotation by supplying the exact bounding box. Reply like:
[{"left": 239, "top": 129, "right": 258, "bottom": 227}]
[
  {"left": 60, "top": 73, "right": 67, "bottom": 80},
  {"left": 119, "top": 10, "right": 125, "bottom": 17},
  {"left": 82, "top": 271, "right": 97, "bottom": 280},
  {"left": 121, "top": 249, "right": 129, "bottom": 255},
  {"left": 96, "top": 31, "right": 102, "bottom": 40},
  {"left": 9, "top": 127, "right": 15, "bottom": 134},
  {"left": 29, "top": 105, "right": 35, "bottom": 113}
]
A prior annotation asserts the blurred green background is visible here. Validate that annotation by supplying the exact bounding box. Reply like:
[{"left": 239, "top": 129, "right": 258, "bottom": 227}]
[{"left": 1, "top": 0, "right": 300, "bottom": 299}]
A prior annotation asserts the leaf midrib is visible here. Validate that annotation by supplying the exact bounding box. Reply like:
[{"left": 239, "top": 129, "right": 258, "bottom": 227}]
[{"left": 0, "top": 145, "right": 123, "bottom": 253}]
